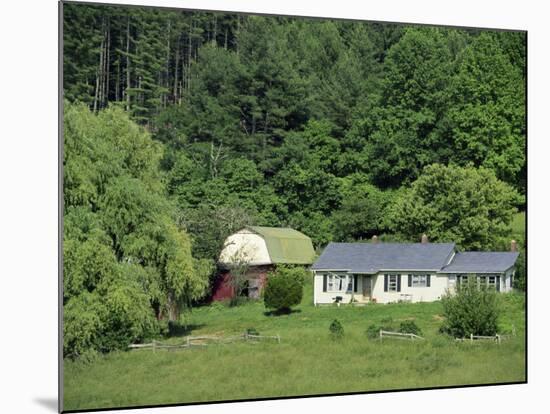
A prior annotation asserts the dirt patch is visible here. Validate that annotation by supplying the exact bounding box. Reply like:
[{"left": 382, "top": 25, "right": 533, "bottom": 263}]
[{"left": 432, "top": 314, "right": 445, "bottom": 321}]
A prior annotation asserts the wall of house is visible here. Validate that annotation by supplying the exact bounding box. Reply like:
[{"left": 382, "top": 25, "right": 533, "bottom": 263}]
[
  {"left": 450, "top": 270, "right": 515, "bottom": 293},
  {"left": 313, "top": 272, "right": 364, "bottom": 305},
  {"left": 313, "top": 268, "right": 516, "bottom": 305},
  {"left": 219, "top": 231, "right": 271, "bottom": 265},
  {"left": 313, "top": 271, "right": 451, "bottom": 304},
  {"left": 502, "top": 268, "right": 515, "bottom": 292},
  {"left": 371, "top": 272, "right": 449, "bottom": 304}
]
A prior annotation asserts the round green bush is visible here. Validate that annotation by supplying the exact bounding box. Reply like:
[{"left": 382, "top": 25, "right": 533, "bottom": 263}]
[
  {"left": 399, "top": 320, "right": 422, "bottom": 336},
  {"left": 365, "top": 324, "right": 380, "bottom": 339},
  {"left": 264, "top": 266, "right": 305, "bottom": 313},
  {"left": 440, "top": 277, "right": 500, "bottom": 337}
]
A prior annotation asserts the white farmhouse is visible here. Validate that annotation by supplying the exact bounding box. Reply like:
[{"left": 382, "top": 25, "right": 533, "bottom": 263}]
[{"left": 311, "top": 237, "right": 519, "bottom": 305}]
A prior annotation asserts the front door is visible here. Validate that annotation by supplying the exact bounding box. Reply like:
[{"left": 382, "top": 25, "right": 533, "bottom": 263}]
[{"left": 363, "top": 275, "right": 372, "bottom": 298}]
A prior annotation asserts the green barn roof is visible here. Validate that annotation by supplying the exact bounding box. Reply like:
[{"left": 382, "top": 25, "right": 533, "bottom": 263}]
[{"left": 246, "top": 226, "right": 315, "bottom": 265}]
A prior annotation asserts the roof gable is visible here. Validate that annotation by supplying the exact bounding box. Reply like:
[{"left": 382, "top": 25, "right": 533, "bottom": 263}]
[{"left": 311, "top": 242, "right": 456, "bottom": 273}]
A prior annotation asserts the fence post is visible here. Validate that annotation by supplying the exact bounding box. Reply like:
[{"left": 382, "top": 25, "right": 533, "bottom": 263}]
[
  {"left": 470, "top": 333, "right": 473, "bottom": 343},
  {"left": 186, "top": 336, "right": 190, "bottom": 347},
  {"left": 153, "top": 340, "right": 156, "bottom": 353},
  {"left": 379, "top": 330, "right": 382, "bottom": 341},
  {"left": 496, "top": 334, "right": 501, "bottom": 345},
  {"left": 244, "top": 331, "right": 248, "bottom": 341}
]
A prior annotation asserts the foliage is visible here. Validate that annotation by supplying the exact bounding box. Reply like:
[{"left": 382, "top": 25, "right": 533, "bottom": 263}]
[
  {"left": 365, "top": 324, "right": 380, "bottom": 340},
  {"left": 513, "top": 250, "right": 526, "bottom": 291},
  {"left": 443, "top": 33, "right": 525, "bottom": 192},
  {"left": 399, "top": 320, "right": 422, "bottom": 336},
  {"left": 63, "top": 103, "right": 209, "bottom": 358},
  {"left": 329, "top": 319, "right": 344, "bottom": 340},
  {"left": 440, "top": 278, "right": 500, "bottom": 337},
  {"left": 246, "top": 327, "right": 259, "bottom": 336},
  {"left": 263, "top": 266, "right": 305, "bottom": 313},
  {"left": 388, "top": 164, "right": 521, "bottom": 250},
  {"left": 332, "top": 174, "right": 395, "bottom": 241}
]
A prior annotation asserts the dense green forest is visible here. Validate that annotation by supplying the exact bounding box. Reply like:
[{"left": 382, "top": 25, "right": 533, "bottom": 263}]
[{"left": 62, "top": 3, "right": 526, "bottom": 358}]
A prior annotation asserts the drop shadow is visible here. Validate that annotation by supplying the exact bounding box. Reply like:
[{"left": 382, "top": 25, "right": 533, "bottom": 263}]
[
  {"left": 166, "top": 322, "right": 206, "bottom": 338},
  {"left": 33, "top": 397, "right": 58, "bottom": 412},
  {"left": 263, "top": 308, "right": 302, "bottom": 317}
]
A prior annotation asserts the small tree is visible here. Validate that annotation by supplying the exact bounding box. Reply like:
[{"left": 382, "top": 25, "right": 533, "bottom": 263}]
[
  {"left": 329, "top": 319, "right": 344, "bottom": 340},
  {"left": 264, "top": 266, "right": 305, "bottom": 313},
  {"left": 440, "top": 277, "right": 500, "bottom": 337},
  {"left": 399, "top": 320, "right": 422, "bottom": 336},
  {"left": 226, "top": 245, "right": 252, "bottom": 306}
]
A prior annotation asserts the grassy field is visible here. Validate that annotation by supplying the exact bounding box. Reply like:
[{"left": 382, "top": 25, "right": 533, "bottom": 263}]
[
  {"left": 63, "top": 281, "right": 526, "bottom": 411},
  {"left": 511, "top": 211, "right": 526, "bottom": 245}
]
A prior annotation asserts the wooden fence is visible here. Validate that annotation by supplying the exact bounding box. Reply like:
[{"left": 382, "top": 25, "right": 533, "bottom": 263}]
[
  {"left": 455, "top": 333, "right": 502, "bottom": 344},
  {"left": 379, "top": 330, "right": 424, "bottom": 341},
  {"left": 129, "top": 332, "right": 281, "bottom": 352}
]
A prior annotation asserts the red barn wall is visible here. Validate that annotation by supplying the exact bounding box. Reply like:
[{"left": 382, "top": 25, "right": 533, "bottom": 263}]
[{"left": 211, "top": 265, "right": 274, "bottom": 302}]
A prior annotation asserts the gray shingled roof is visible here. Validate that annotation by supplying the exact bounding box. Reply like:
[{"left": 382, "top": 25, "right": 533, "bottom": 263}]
[
  {"left": 439, "top": 252, "right": 519, "bottom": 273},
  {"left": 311, "top": 242, "right": 456, "bottom": 273}
]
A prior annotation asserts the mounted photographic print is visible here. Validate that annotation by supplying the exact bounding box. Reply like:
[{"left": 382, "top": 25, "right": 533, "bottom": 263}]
[{"left": 60, "top": 0, "right": 527, "bottom": 411}]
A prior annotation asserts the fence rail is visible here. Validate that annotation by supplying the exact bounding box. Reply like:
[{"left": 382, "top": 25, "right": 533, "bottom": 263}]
[
  {"left": 455, "top": 333, "right": 502, "bottom": 344},
  {"left": 379, "top": 330, "right": 424, "bottom": 341},
  {"left": 129, "top": 332, "right": 281, "bottom": 352}
]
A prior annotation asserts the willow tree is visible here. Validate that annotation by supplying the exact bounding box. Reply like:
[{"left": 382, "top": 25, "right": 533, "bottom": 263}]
[{"left": 63, "top": 103, "right": 210, "bottom": 357}]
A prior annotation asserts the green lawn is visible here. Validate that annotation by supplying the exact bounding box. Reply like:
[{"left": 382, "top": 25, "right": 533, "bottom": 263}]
[
  {"left": 63, "top": 283, "right": 526, "bottom": 411},
  {"left": 511, "top": 211, "right": 526, "bottom": 244}
]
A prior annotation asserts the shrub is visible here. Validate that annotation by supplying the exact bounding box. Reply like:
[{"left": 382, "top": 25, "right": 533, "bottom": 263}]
[
  {"left": 399, "top": 320, "right": 422, "bottom": 336},
  {"left": 264, "top": 266, "right": 305, "bottom": 313},
  {"left": 329, "top": 319, "right": 344, "bottom": 339},
  {"left": 366, "top": 324, "right": 381, "bottom": 339},
  {"left": 246, "top": 327, "right": 259, "bottom": 336},
  {"left": 440, "top": 277, "right": 500, "bottom": 337}
]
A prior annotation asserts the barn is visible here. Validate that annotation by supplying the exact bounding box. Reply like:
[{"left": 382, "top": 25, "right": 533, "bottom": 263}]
[{"left": 213, "top": 226, "right": 316, "bottom": 301}]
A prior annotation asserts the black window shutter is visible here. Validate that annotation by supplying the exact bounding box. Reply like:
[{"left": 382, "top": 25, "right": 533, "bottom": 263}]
[
  {"left": 397, "top": 275, "right": 401, "bottom": 292},
  {"left": 384, "top": 274, "right": 388, "bottom": 292},
  {"left": 323, "top": 275, "right": 327, "bottom": 292},
  {"left": 496, "top": 275, "right": 501, "bottom": 292},
  {"left": 354, "top": 275, "right": 358, "bottom": 293},
  {"left": 427, "top": 274, "right": 431, "bottom": 287},
  {"left": 408, "top": 274, "right": 412, "bottom": 287}
]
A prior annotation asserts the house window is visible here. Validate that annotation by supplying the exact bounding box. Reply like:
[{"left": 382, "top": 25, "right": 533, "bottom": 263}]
[
  {"left": 327, "top": 274, "right": 341, "bottom": 291},
  {"left": 326, "top": 274, "right": 352, "bottom": 292},
  {"left": 412, "top": 274, "right": 428, "bottom": 287},
  {"left": 388, "top": 274, "right": 398, "bottom": 292},
  {"left": 346, "top": 276, "right": 353, "bottom": 292}
]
